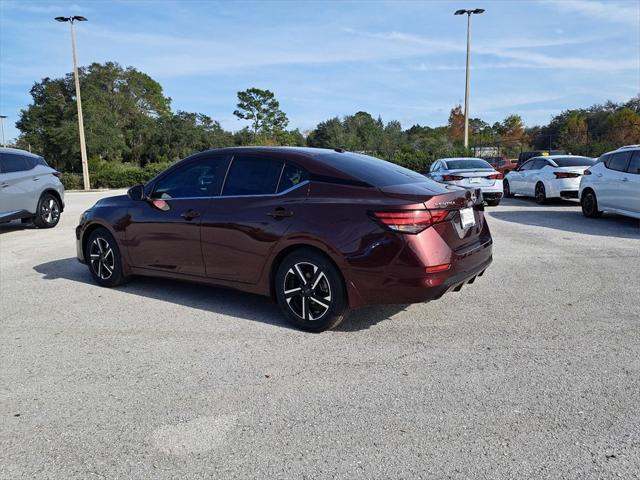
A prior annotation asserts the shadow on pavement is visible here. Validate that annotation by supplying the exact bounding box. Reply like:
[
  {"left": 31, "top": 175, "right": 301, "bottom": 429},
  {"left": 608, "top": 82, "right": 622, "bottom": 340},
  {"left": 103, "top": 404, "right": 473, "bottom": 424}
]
[
  {"left": 497, "top": 197, "right": 580, "bottom": 208},
  {"left": 490, "top": 209, "right": 640, "bottom": 239},
  {"left": 0, "top": 221, "right": 36, "bottom": 234},
  {"left": 33, "top": 257, "right": 405, "bottom": 332}
]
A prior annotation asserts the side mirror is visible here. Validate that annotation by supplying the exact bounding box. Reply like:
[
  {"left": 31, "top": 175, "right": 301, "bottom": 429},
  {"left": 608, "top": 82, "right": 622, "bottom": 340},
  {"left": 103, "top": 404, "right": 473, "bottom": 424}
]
[{"left": 127, "top": 184, "right": 145, "bottom": 201}]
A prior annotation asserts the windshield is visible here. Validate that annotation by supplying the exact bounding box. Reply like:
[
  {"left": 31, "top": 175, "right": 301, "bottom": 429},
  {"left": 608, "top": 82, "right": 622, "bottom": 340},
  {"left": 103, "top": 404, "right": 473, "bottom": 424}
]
[
  {"left": 317, "top": 152, "right": 428, "bottom": 187},
  {"left": 553, "top": 157, "right": 595, "bottom": 167},
  {"left": 444, "top": 159, "right": 493, "bottom": 170}
]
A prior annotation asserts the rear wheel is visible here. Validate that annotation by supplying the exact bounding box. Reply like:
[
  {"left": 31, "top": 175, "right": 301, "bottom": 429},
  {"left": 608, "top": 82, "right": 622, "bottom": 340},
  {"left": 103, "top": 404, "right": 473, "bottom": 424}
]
[
  {"left": 86, "top": 228, "right": 128, "bottom": 287},
  {"left": 503, "top": 179, "right": 513, "bottom": 198},
  {"left": 33, "top": 193, "right": 61, "bottom": 228},
  {"left": 581, "top": 190, "right": 602, "bottom": 218},
  {"left": 275, "top": 249, "right": 348, "bottom": 332},
  {"left": 535, "top": 182, "right": 547, "bottom": 205}
]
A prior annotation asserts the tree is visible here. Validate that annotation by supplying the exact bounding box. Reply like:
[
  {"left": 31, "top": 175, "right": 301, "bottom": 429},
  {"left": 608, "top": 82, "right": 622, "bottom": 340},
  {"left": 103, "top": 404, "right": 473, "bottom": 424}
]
[
  {"left": 607, "top": 108, "right": 640, "bottom": 146},
  {"left": 559, "top": 112, "right": 588, "bottom": 155},
  {"left": 233, "top": 88, "right": 288, "bottom": 141},
  {"left": 447, "top": 105, "right": 465, "bottom": 142}
]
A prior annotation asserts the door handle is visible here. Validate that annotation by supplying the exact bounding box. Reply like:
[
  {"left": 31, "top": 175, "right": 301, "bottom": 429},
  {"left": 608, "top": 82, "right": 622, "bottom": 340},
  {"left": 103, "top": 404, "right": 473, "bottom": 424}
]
[
  {"left": 621, "top": 177, "right": 629, "bottom": 182},
  {"left": 32, "top": 177, "right": 40, "bottom": 181},
  {"left": 1, "top": 183, "right": 8, "bottom": 188},
  {"left": 267, "top": 207, "right": 294, "bottom": 219},
  {"left": 180, "top": 209, "right": 200, "bottom": 220},
  {"left": 596, "top": 173, "right": 603, "bottom": 177}
]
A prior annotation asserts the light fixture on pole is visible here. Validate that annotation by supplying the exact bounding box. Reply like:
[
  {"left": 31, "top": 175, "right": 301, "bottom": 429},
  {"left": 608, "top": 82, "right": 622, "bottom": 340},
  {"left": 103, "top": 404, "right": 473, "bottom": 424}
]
[
  {"left": 55, "top": 15, "right": 90, "bottom": 190},
  {"left": 454, "top": 8, "right": 485, "bottom": 149},
  {"left": 0, "top": 115, "right": 7, "bottom": 147}
]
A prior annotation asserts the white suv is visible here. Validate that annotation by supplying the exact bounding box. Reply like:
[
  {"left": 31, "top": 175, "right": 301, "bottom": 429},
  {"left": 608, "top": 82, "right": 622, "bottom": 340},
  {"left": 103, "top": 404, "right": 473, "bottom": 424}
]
[
  {"left": 579, "top": 145, "right": 640, "bottom": 220},
  {"left": 0, "top": 147, "right": 65, "bottom": 228}
]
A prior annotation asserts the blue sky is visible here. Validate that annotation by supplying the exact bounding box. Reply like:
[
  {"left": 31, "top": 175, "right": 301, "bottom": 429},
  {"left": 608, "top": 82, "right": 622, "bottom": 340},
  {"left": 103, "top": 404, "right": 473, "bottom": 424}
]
[{"left": 1, "top": 0, "right": 639, "bottom": 142}]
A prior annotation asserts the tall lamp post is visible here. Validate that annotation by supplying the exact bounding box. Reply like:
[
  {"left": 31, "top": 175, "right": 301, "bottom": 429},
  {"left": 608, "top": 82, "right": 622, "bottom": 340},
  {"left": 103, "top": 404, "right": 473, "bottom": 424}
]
[
  {"left": 0, "top": 115, "right": 6, "bottom": 147},
  {"left": 55, "top": 15, "right": 90, "bottom": 190},
  {"left": 454, "top": 8, "right": 484, "bottom": 149}
]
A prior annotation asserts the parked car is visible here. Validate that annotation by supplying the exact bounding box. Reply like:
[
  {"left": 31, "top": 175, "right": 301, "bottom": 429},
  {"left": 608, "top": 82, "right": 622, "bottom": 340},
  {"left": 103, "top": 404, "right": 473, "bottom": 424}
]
[
  {"left": 426, "top": 157, "right": 503, "bottom": 206},
  {"left": 516, "top": 150, "right": 567, "bottom": 169},
  {"left": 579, "top": 145, "right": 640, "bottom": 220},
  {"left": 487, "top": 157, "right": 518, "bottom": 175},
  {"left": 504, "top": 155, "right": 595, "bottom": 204},
  {"left": 0, "top": 147, "right": 65, "bottom": 228},
  {"left": 76, "top": 147, "right": 493, "bottom": 332}
]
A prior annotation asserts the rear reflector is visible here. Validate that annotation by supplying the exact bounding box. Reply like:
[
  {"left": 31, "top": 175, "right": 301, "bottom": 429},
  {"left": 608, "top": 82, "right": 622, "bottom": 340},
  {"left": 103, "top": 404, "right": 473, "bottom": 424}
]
[
  {"left": 371, "top": 209, "right": 450, "bottom": 234},
  {"left": 554, "top": 172, "right": 581, "bottom": 179},
  {"left": 442, "top": 175, "right": 464, "bottom": 181},
  {"left": 488, "top": 173, "right": 504, "bottom": 180},
  {"left": 425, "top": 263, "right": 451, "bottom": 273}
]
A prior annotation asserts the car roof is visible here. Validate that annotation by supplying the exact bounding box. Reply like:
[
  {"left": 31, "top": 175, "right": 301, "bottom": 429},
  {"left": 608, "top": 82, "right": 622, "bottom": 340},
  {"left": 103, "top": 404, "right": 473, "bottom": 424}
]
[
  {"left": 200, "top": 146, "right": 343, "bottom": 158},
  {"left": 438, "top": 157, "right": 486, "bottom": 162},
  {"left": 0, "top": 147, "right": 43, "bottom": 158}
]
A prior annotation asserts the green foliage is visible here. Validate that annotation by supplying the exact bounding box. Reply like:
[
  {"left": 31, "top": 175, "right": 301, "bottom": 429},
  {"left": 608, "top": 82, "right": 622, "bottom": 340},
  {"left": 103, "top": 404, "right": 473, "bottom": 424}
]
[
  {"left": 59, "top": 172, "right": 83, "bottom": 190},
  {"left": 233, "top": 88, "right": 288, "bottom": 140}
]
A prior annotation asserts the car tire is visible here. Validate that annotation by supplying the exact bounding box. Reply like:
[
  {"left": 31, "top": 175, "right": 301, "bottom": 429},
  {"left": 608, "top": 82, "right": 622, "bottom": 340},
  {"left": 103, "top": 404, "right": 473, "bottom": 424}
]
[
  {"left": 503, "top": 179, "right": 513, "bottom": 198},
  {"left": 535, "top": 182, "right": 547, "bottom": 205},
  {"left": 581, "top": 190, "right": 603, "bottom": 218},
  {"left": 485, "top": 199, "right": 501, "bottom": 207},
  {"left": 275, "top": 248, "right": 348, "bottom": 332},
  {"left": 32, "top": 192, "right": 61, "bottom": 228},
  {"left": 86, "top": 228, "right": 128, "bottom": 287}
]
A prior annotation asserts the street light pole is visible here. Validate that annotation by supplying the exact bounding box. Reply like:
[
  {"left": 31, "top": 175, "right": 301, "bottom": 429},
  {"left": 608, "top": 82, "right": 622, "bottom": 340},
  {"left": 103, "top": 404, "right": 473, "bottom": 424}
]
[
  {"left": 55, "top": 15, "right": 90, "bottom": 190},
  {"left": 454, "top": 8, "right": 485, "bottom": 150},
  {"left": 0, "top": 115, "right": 6, "bottom": 147}
]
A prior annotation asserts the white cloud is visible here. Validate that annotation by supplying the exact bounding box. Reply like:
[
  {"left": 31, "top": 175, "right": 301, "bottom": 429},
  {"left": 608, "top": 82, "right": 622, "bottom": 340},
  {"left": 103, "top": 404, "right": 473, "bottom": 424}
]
[{"left": 539, "top": 0, "right": 640, "bottom": 27}]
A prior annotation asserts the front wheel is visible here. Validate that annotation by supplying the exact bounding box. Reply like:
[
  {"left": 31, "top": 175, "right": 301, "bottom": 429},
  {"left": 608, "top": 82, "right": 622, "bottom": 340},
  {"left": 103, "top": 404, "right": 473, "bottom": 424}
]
[
  {"left": 275, "top": 249, "right": 348, "bottom": 332},
  {"left": 86, "top": 228, "right": 128, "bottom": 287},
  {"left": 33, "top": 193, "right": 61, "bottom": 228},
  {"left": 535, "top": 182, "right": 547, "bottom": 205},
  {"left": 581, "top": 190, "right": 603, "bottom": 218},
  {"left": 503, "top": 179, "right": 513, "bottom": 198}
]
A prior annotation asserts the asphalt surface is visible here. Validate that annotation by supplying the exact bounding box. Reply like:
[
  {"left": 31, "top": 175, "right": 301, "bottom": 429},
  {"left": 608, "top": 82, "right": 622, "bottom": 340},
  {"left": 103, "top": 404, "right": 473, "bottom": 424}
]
[{"left": 1, "top": 191, "right": 639, "bottom": 479}]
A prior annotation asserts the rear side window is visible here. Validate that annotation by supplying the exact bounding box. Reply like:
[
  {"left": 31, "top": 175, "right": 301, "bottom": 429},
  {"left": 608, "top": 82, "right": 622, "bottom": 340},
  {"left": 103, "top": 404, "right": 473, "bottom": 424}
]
[
  {"left": 152, "top": 156, "right": 229, "bottom": 199},
  {"left": 317, "top": 152, "right": 426, "bottom": 187},
  {"left": 627, "top": 152, "right": 640, "bottom": 174},
  {"left": 606, "top": 152, "right": 631, "bottom": 172},
  {"left": 519, "top": 159, "right": 535, "bottom": 171},
  {"left": 531, "top": 159, "right": 547, "bottom": 169},
  {"left": 0, "top": 154, "right": 30, "bottom": 173},
  {"left": 222, "top": 155, "right": 284, "bottom": 196},
  {"left": 277, "top": 164, "right": 308, "bottom": 193},
  {"left": 552, "top": 157, "right": 595, "bottom": 167}
]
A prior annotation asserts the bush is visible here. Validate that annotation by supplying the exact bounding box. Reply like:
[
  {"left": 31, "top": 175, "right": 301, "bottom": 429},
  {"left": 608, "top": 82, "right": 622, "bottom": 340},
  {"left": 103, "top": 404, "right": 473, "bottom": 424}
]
[
  {"left": 59, "top": 172, "right": 83, "bottom": 190},
  {"left": 60, "top": 160, "right": 174, "bottom": 189}
]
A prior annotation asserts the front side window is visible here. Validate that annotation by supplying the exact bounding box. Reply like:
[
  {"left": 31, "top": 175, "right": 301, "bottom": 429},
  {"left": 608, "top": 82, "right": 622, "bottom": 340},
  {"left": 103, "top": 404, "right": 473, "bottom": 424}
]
[
  {"left": 607, "top": 152, "right": 631, "bottom": 172},
  {"left": 519, "top": 160, "right": 534, "bottom": 171},
  {"left": 627, "top": 152, "right": 640, "bottom": 174},
  {"left": 0, "top": 154, "right": 29, "bottom": 173},
  {"left": 278, "top": 164, "right": 309, "bottom": 193},
  {"left": 222, "top": 155, "right": 284, "bottom": 196},
  {"left": 151, "top": 156, "right": 229, "bottom": 199}
]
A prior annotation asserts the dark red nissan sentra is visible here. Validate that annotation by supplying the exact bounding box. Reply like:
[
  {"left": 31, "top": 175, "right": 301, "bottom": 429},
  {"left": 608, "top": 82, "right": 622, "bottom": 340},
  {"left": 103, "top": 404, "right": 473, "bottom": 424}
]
[{"left": 76, "top": 147, "right": 492, "bottom": 331}]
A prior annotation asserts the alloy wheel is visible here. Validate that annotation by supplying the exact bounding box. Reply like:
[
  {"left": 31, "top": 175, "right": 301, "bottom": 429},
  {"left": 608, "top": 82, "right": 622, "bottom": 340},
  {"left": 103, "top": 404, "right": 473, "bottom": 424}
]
[
  {"left": 535, "top": 184, "right": 546, "bottom": 203},
  {"left": 283, "top": 262, "right": 332, "bottom": 321},
  {"left": 40, "top": 197, "right": 60, "bottom": 225},
  {"left": 584, "top": 193, "right": 595, "bottom": 215},
  {"left": 89, "top": 237, "right": 115, "bottom": 280}
]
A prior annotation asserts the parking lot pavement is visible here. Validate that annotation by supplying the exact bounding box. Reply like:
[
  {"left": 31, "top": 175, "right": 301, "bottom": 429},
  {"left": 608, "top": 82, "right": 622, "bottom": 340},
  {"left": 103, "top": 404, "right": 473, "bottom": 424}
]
[{"left": 1, "top": 191, "right": 639, "bottom": 479}]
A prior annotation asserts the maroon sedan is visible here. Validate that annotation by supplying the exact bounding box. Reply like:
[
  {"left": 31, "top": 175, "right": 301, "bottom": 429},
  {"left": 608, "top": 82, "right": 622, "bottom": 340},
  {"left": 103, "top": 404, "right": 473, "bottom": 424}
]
[{"left": 76, "top": 147, "right": 492, "bottom": 331}]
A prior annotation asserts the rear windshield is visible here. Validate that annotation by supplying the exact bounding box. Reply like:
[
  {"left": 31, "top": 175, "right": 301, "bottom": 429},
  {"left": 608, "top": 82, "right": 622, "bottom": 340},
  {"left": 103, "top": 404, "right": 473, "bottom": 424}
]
[
  {"left": 552, "top": 157, "right": 595, "bottom": 167},
  {"left": 317, "top": 152, "right": 426, "bottom": 187},
  {"left": 444, "top": 159, "right": 492, "bottom": 170}
]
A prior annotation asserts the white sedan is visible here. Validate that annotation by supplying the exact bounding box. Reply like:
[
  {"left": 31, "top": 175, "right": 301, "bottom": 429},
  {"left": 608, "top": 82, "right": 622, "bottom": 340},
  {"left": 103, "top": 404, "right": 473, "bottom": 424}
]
[
  {"left": 579, "top": 145, "right": 640, "bottom": 220},
  {"left": 426, "top": 158, "right": 504, "bottom": 206},
  {"left": 504, "top": 155, "right": 595, "bottom": 204}
]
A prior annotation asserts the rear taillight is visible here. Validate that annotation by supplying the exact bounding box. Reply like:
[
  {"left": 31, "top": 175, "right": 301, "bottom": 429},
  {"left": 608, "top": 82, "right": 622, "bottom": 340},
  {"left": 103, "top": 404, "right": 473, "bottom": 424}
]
[
  {"left": 53, "top": 171, "right": 61, "bottom": 177},
  {"left": 371, "top": 209, "right": 450, "bottom": 234},
  {"left": 583, "top": 169, "right": 592, "bottom": 176},
  {"left": 488, "top": 173, "right": 504, "bottom": 180},
  {"left": 554, "top": 172, "right": 580, "bottom": 179},
  {"left": 442, "top": 175, "right": 464, "bottom": 181}
]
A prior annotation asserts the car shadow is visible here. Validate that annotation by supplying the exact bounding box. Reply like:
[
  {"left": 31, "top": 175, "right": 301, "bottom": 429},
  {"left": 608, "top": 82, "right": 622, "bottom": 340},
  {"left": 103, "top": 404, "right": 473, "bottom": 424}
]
[
  {"left": 498, "top": 197, "right": 579, "bottom": 208},
  {"left": 489, "top": 209, "right": 639, "bottom": 239},
  {"left": 0, "top": 221, "right": 36, "bottom": 234},
  {"left": 33, "top": 257, "right": 406, "bottom": 332}
]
